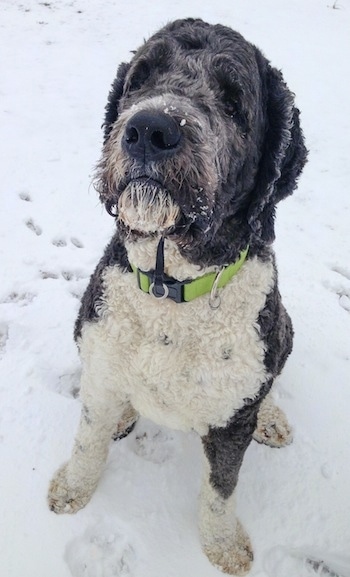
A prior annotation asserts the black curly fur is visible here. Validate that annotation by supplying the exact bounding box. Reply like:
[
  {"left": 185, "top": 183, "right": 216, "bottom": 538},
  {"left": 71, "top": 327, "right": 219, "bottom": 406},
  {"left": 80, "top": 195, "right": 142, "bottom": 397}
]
[
  {"left": 74, "top": 235, "right": 130, "bottom": 341},
  {"left": 98, "top": 18, "right": 307, "bottom": 267},
  {"left": 202, "top": 380, "right": 272, "bottom": 499},
  {"left": 103, "top": 62, "right": 131, "bottom": 143}
]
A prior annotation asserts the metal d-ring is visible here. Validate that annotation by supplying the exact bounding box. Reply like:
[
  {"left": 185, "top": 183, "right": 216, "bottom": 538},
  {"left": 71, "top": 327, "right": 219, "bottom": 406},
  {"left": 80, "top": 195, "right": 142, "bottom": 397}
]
[
  {"left": 209, "top": 266, "right": 225, "bottom": 309},
  {"left": 149, "top": 282, "right": 169, "bottom": 300}
]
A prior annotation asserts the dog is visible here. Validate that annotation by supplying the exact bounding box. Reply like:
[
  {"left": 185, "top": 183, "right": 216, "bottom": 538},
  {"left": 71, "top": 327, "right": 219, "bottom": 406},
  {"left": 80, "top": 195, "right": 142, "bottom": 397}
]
[{"left": 48, "top": 18, "right": 307, "bottom": 575}]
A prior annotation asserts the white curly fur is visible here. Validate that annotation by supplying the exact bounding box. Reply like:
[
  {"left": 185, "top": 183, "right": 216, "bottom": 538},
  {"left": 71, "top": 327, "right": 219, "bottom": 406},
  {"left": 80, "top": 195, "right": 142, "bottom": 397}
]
[
  {"left": 253, "top": 393, "right": 293, "bottom": 447},
  {"left": 199, "top": 457, "right": 253, "bottom": 575},
  {"left": 82, "top": 247, "right": 273, "bottom": 434}
]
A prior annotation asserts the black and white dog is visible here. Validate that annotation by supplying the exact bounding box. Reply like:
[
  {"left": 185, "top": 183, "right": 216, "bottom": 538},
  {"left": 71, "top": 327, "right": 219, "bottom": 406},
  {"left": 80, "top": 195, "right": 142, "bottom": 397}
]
[{"left": 48, "top": 19, "right": 307, "bottom": 575}]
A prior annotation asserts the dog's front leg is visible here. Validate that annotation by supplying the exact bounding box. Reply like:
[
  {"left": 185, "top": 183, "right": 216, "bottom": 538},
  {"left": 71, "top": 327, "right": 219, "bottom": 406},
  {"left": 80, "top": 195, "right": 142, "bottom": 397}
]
[
  {"left": 200, "top": 399, "right": 261, "bottom": 575},
  {"left": 48, "top": 389, "right": 127, "bottom": 515}
]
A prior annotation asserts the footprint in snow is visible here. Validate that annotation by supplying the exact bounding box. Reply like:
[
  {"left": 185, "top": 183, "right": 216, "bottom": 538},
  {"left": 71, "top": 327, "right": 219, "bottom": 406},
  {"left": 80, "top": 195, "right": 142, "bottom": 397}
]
[
  {"left": 52, "top": 237, "right": 84, "bottom": 248},
  {"left": 40, "top": 270, "right": 59, "bottom": 280},
  {"left": 61, "top": 270, "right": 87, "bottom": 281},
  {"left": 40, "top": 269, "right": 87, "bottom": 281},
  {"left": 25, "top": 218, "right": 42, "bottom": 236},
  {"left": 339, "top": 293, "right": 350, "bottom": 313},
  {"left": 132, "top": 424, "right": 176, "bottom": 464},
  {"left": 18, "top": 191, "right": 32, "bottom": 202},
  {"left": 71, "top": 237, "right": 84, "bottom": 248},
  {"left": 52, "top": 237, "right": 67, "bottom": 247},
  {"left": 1, "top": 292, "right": 36, "bottom": 306},
  {"left": 325, "top": 265, "right": 350, "bottom": 314},
  {"left": 20, "top": 193, "right": 84, "bottom": 251},
  {"left": 56, "top": 371, "right": 80, "bottom": 399},
  {"left": 65, "top": 521, "right": 138, "bottom": 577},
  {"left": 265, "top": 546, "right": 350, "bottom": 577},
  {"left": 331, "top": 265, "right": 350, "bottom": 282},
  {"left": 20, "top": 195, "right": 42, "bottom": 235},
  {"left": 0, "top": 323, "right": 9, "bottom": 356}
]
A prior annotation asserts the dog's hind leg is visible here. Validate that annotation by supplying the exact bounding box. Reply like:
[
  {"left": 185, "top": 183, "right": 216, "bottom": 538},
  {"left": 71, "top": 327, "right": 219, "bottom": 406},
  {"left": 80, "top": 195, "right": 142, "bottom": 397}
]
[
  {"left": 112, "top": 404, "right": 139, "bottom": 441},
  {"left": 253, "top": 391, "right": 293, "bottom": 448},
  {"left": 48, "top": 371, "right": 128, "bottom": 514},
  {"left": 200, "top": 399, "right": 261, "bottom": 575}
]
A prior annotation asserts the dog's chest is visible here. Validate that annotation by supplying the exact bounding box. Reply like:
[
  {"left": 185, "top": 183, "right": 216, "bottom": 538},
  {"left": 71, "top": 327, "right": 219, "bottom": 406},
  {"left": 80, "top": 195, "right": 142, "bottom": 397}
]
[{"left": 82, "top": 257, "right": 274, "bottom": 434}]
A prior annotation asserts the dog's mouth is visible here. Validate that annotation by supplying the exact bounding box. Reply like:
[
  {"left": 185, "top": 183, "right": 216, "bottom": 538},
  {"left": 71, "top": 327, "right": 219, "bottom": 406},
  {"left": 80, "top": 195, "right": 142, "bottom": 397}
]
[
  {"left": 104, "top": 174, "right": 214, "bottom": 244},
  {"left": 116, "top": 177, "right": 181, "bottom": 234}
]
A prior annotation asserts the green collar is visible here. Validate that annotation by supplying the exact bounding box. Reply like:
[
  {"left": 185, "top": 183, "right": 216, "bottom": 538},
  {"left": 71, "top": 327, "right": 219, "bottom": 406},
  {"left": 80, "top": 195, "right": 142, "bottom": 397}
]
[{"left": 131, "top": 246, "right": 249, "bottom": 304}]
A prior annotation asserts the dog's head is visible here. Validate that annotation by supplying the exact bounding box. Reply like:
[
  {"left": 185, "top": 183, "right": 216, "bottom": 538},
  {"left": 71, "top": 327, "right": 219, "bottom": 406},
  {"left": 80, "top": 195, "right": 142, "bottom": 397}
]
[{"left": 95, "top": 19, "right": 307, "bottom": 266}]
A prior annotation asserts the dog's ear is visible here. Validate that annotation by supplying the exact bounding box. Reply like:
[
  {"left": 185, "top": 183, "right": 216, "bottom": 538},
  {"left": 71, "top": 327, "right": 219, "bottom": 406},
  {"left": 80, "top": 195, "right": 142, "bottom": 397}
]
[
  {"left": 103, "top": 62, "right": 131, "bottom": 143},
  {"left": 247, "top": 55, "right": 308, "bottom": 243}
]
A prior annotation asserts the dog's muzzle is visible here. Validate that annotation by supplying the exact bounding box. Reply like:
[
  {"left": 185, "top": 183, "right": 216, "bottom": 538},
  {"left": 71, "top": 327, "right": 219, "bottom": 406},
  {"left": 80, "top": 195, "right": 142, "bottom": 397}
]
[
  {"left": 117, "top": 177, "right": 180, "bottom": 234},
  {"left": 122, "top": 110, "right": 182, "bottom": 162}
]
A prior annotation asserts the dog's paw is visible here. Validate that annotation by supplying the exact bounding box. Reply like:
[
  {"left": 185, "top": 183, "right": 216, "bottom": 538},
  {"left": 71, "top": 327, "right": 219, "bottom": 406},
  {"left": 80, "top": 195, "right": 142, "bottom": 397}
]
[
  {"left": 203, "top": 520, "right": 253, "bottom": 575},
  {"left": 112, "top": 405, "right": 139, "bottom": 441},
  {"left": 48, "top": 463, "right": 95, "bottom": 514},
  {"left": 253, "top": 400, "right": 293, "bottom": 448}
]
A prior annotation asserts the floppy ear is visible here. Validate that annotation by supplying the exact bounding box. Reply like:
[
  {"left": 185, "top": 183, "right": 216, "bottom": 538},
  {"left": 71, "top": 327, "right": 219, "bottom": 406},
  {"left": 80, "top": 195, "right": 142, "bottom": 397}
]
[
  {"left": 102, "top": 61, "right": 131, "bottom": 143},
  {"left": 247, "top": 55, "right": 308, "bottom": 243}
]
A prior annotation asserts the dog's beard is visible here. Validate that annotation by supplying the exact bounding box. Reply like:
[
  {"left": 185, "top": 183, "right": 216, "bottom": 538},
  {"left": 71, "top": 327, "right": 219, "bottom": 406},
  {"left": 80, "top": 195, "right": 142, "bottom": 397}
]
[{"left": 118, "top": 179, "right": 180, "bottom": 234}]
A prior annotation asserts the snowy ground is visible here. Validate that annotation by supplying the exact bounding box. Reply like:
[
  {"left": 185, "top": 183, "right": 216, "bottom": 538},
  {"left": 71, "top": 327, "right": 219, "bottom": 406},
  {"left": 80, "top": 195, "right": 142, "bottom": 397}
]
[{"left": 1, "top": 1, "right": 350, "bottom": 576}]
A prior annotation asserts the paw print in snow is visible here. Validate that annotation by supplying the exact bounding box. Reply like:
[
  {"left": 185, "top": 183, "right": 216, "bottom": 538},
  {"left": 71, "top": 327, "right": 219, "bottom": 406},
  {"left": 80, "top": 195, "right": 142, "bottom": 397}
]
[
  {"left": 0, "top": 323, "right": 9, "bottom": 357},
  {"left": 52, "top": 237, "right": 84, "bottom": 248},
  {"left": 19, "top": 191, "right": 32, "bottom": 202},
  {"left": 65, "top": 521, "right": 138, "bottom": 577},
  {"left": 25, "top": 218, "right": 42, "bottom": 236},
  {"left": 1, "top": 292, "right": 36, "bottom": 306},
  {"left": 40, "top": 270, "right": 59, "bottom": 280},
  {"left": 52, "top": 237, "right": 67, "bottom": 247},
  {"left": 339, "top": 293, "right": 350, "bottom": 313},
  {"left": 56, "top": 371, "right": 80, "bottom": 398},
  {"left": 330, "top": 265, "right": 350, "bottom": 313},
  {"left": 133, "top": 425, "right": 176, "bottom": 463},
  {"left": 71, "top": 237, "right": 84, "bottom": 248}
]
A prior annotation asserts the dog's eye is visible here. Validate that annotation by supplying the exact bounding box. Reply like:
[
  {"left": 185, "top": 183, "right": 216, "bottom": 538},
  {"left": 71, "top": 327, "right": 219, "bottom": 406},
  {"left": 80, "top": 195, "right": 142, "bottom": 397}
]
[
  {"left": 221, "top": 87, "right": 242, "bottom": 121},
  {"left": 220, "top": 83, "right": 247, "bottom": 130},
  {"left": 127, "top": 60, "right": 151, "bottom": 92},
  {"left": 222, "top": 98, "right": 238, "bottom": 119},
  {"left": 216, "top": 76, "right": 241, "bottom": 118}
]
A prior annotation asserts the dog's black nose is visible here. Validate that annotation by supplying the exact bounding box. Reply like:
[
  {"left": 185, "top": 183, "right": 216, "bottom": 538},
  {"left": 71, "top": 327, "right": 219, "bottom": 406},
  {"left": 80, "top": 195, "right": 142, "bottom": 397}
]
[{"left": 122, "top": 111, "right": 182, "bottom": 161}]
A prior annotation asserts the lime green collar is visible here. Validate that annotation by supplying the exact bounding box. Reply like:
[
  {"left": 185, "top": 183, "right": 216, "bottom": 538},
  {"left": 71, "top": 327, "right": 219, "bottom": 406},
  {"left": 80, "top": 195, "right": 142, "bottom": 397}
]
[{"left": 131, "top": 246, "right": 249, "bottom": 304}]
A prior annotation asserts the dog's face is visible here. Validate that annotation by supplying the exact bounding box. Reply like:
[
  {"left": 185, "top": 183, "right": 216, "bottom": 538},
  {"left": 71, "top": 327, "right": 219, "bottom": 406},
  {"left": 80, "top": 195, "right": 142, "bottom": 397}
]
[{"left": 95, "top": 19, "right": 307, "bottom": 265}]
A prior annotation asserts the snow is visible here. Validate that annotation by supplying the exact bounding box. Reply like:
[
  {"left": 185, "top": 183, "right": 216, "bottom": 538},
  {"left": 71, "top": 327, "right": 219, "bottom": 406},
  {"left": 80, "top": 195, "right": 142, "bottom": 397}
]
[{"left": 1, "top": 1, "right": 350, "bottom": 576}]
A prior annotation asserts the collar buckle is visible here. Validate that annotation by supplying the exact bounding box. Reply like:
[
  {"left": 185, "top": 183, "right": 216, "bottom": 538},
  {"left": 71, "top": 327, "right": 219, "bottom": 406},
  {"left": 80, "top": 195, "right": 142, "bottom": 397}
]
[{"left": 136, "top": 268, "right": 190, "bottom": 303}]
